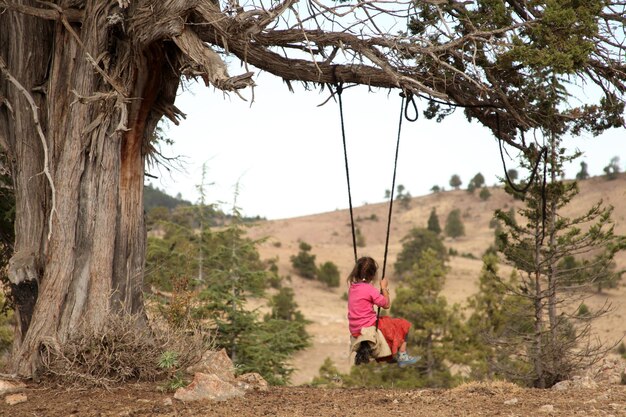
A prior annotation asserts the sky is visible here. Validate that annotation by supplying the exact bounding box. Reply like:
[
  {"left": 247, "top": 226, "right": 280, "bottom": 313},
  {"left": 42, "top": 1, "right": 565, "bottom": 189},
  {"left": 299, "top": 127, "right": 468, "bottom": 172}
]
[{"left": 149, "top": 72, "right": 625, "bottom": 220}]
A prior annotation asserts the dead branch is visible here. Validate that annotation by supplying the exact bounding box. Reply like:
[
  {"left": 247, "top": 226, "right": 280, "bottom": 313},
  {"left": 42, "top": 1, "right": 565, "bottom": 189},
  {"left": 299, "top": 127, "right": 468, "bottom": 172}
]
[
  {"left": 0, "top": 56, "right": 56, "bottom": 242},
  {"left": 173, "top": 27, "right": 255, "bottom": 91}
]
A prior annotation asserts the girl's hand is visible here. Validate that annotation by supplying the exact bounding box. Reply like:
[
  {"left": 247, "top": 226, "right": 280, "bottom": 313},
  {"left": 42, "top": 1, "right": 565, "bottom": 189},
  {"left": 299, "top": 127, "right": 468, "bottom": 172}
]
[{"left": 380, "top": 277, "right": 389, "bottom": 290}]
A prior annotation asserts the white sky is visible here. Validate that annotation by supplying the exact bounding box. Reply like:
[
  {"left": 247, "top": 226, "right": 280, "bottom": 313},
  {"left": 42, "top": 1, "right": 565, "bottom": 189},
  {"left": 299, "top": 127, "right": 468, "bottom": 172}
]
[{"left": 149, "top": 72, "right": 625, "bottom": 220}]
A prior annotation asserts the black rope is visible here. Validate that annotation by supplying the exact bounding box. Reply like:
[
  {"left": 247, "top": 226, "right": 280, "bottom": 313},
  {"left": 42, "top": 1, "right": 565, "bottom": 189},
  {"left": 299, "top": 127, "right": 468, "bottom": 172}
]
[
  {"left": 404, "top": 92, "right": 418, "bottom": 122},
  {"left": 375, "top": 91, "right": 413, "bottom": 331},
  {"left": 496, "top": 113, "right": 545, "bottom": 194},
  {"left": 334, "top": 83, "right": 358, "bottom": 264}
]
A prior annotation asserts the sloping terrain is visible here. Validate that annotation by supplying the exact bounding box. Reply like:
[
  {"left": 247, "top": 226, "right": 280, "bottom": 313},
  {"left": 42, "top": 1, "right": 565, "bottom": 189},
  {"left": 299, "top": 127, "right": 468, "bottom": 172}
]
[{"left": 245, "top": 175, "right": 626, "bottom": 384}]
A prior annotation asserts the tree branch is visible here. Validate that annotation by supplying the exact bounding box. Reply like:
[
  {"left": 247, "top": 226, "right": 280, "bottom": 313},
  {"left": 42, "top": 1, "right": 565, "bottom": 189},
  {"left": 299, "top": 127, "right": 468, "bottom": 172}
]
[
  {"left": 0, "top": 56, "right": 56, "bottom": 242},
  {"left": 0, "top": 1, "right": 82, "bottom": 22}
]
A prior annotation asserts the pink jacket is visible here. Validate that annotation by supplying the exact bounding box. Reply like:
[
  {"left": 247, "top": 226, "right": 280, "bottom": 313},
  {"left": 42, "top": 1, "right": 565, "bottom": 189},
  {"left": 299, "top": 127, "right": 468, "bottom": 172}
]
[{"left": 347, "top": 282, "right": 388, "bottom": 335}]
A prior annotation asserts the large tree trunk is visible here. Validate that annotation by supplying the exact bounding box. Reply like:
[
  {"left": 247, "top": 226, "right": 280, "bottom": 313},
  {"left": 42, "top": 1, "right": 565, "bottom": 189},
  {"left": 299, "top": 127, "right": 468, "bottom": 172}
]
[{"left": 0, "top": 1, "right": 182, "bottom": 377}]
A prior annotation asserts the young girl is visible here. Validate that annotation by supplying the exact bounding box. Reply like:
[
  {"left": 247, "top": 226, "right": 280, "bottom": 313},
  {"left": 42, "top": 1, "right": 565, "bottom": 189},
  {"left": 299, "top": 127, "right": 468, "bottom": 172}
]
[{"left": 347, "top": 256, "right": 418, "bottom": 367}]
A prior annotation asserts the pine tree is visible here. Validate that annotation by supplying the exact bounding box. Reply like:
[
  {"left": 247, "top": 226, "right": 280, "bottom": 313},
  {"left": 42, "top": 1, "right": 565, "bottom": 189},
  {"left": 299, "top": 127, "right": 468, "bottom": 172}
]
[
  {"left": 427, "top": 208, "right": 442, "bottom": 235},
  {"left": 392, "top": 249, "right": 465, "bottom": 385},
  {"left": 394, "top": 228, "right": 447, "bottom": 279},
  {"left": 466, "top": 254, "right": 533, "bottom": 380},
  {"left": 495, "top": 131, "right": 624, "bottom": 387}
]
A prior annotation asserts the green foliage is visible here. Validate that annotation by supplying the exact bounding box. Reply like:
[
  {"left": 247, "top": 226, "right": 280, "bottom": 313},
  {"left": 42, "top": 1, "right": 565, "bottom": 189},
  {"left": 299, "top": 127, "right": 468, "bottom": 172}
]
[
  {"left": 343, "top": 360, "right": 457, "bottom": 389},
  {"left": 445, "top": 209, "right": 465, "bottom": 238},
  {"left": 449, "top": 174, "right": 462, "bottom": 190},
  {"left": 290, "top": 241, "right": 317, "bottom": 280},
  {"left": 468, "top": 173, "right": 485, "bottom": 193},
  {"left": 144, "top": 183, "right": 191, "bottom": 212},
  {"left": 310, "top": 358, "right": 343, "bottom": 387},
  {"left": 430, "top": 185, "right": 441, "bottom": 193},
  {"left": 576, "top": 161, "right": 590, "bottom": 180},
  {"left": 266, "top": 287, "right": 306, "bottom": 322},
  {"left": 427, "top": 208, "right": 442, "bottom": 235},
  {"left": 158, "top": 276, "right": 194, "bottom": 328},
  {"left": 395, "top": 184, "right": 412, "bottom": 209},
  {"left": 355, "top": 227, "right": 366, "bottom": 248},
  {"left": 158, "top": 350, "right": 179, "bottom": 369},
  {"left": 466, "top": 255, "right": 533, "bottom": 381},
  {"left": 318, "top": 261, "right": 340, "bottom": 288},
  {"left": 576, "top": 303, "right": 590, "bottom": 317},
  {"left": 235, "top": 317, "right": 310, "bottom": 385},
  {"left": 603, "top": 156, "right": 621, "bottom": 180},
  {"left": 145, "top": 224, "right": 197, "bottom": 292},
  {"left": 0, "top": 291, "right": 14, "bottom": 366},
  {"left": 391, "top": 250, "right": 467, "bottom": 386},
  {"left": 479, "top": 188, "right": 491, "bottom": 201},
  {"left": 265, "top": 258, "right": 283, "bottom": 289},
  {"left": 507, "top": 169, "right": 519, "bottom": 182},
  {"left": 394, "top": 228, "right": 447, "bottom": 279},
  {"left": 494, "top": 135, "right": 624, "bottom": 388},
  {"left": 146, "top": 184, "right": 309, "bottom": 386}
]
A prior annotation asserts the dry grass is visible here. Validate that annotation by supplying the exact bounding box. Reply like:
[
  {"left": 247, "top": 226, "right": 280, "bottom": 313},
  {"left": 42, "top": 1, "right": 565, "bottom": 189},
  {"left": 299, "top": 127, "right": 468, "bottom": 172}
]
[
  {"left": 450, "top": 380, "right": 523, "bottom": 396},
  {"left": 40, "top": 313, "right": 213, "bottom": 389}
]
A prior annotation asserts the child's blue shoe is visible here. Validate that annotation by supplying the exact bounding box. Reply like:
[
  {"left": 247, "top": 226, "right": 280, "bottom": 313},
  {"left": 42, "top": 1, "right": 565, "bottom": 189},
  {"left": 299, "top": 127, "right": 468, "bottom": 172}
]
[{"left": 396, "top": 351, "right": 419, "bottom": 368}]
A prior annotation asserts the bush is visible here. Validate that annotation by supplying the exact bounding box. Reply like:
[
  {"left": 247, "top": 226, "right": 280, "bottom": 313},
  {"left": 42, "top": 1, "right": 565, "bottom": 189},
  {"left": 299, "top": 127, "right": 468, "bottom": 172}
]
[
  {"left": 290, "top": 241, "right": 317, "bottom": 279},
  {"left": 576, "top": 303, "right": 590, "bottom": 317},
  {"left": 479, "top": 188, "right": 491, "bottom": 201},
  {"left": 445, "top": 209, "right": 465, "bottom": 238},
  {"left": 40, "top": 314, "right": 212, "bottom": 388},
  {"left": 310, "top": 358, "right": 343, "bottom": 387},
  {"left": 318, "top": 261, "right": 341, "bottom": 288}
]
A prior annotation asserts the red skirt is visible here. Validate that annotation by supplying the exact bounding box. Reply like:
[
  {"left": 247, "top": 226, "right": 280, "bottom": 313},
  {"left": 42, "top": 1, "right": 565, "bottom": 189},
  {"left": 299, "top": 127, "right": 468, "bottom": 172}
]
[{"left": 376, "top": 316, "right": 411, "bottom": 360}]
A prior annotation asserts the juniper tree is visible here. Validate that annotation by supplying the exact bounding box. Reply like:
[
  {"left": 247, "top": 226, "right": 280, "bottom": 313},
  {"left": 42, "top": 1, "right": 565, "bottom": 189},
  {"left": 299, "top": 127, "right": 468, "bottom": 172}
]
[
  {"left": 449, "top": 175, "right": 462, "bottom": 190},
  {"left": 445, "top": 209, "right": 465, "bottom": 238},
  {"left": 575, "top": 161, "right": 590, "bottom": 181},
  {"left": 427, "top": 208, "right": 442, "bottom": 235}
]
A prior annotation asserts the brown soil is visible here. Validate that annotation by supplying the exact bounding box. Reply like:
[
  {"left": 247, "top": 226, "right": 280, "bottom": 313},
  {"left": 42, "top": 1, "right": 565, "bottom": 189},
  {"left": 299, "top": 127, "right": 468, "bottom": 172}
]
[{"left": 2, "top": 381, "right": 626, "bottom": 416}]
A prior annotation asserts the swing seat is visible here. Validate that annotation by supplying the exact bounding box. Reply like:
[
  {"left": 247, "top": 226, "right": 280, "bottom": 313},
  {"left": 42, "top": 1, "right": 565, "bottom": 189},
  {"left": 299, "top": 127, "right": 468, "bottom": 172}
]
[{"left": 350, "top": 326, "right": 392, "bottom": 360}]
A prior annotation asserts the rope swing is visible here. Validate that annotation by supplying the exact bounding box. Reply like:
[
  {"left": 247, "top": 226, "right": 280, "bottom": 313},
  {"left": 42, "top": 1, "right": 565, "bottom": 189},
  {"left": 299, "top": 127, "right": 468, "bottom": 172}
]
[{"left": 331, "top": 84, "right": 417, "bottom": 326}]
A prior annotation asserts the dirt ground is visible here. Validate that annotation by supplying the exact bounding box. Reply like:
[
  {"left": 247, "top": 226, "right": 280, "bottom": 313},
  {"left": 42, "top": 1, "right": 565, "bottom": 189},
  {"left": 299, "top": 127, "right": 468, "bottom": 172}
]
[{"left": 2, "top": 381, "right": 626, "bottom": 416}]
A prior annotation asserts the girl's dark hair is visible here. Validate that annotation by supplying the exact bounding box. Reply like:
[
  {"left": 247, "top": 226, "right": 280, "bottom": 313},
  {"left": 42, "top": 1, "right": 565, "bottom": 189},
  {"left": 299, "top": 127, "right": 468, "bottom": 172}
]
[{"left": 347, "top": 256, "right": 378, "bottom": 285}]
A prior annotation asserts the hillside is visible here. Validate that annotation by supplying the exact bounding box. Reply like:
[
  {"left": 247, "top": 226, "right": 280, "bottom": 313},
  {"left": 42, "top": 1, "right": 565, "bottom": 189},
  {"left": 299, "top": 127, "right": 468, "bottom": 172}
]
[{"left": 245, "top": 174, "right": 626, "bottom": 385}]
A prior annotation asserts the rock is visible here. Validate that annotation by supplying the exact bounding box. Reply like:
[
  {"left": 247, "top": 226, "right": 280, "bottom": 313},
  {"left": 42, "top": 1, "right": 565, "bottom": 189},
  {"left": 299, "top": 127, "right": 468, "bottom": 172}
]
[
  {"left": 5, "top": 393, "right": 27, "bottom": 405},
  {"left": 236, "top": 372, "right": 268, "bottom": 392},
  {"left": 0, "top": 379, "right": 26, "bottom": 396},
  {"left": 504, "top": 398, "right": 518, "bottom": 405},
  {"left": 187, "top": 349, "right": 236, "bottom": 383},
  {"left": 174, "top": 372, "right": 244, "bottom": 402},
  {"left": 539, "top": 404, "right": 554, "bottom": 413},
  {"left": 552, "top": 376, "right": 598, "bottom": 390},
  {"left": 163, "top": 398, "right": 173, "bottom": 406}
]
